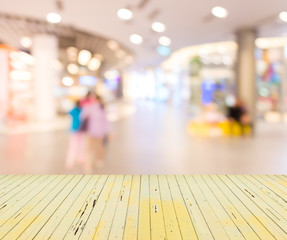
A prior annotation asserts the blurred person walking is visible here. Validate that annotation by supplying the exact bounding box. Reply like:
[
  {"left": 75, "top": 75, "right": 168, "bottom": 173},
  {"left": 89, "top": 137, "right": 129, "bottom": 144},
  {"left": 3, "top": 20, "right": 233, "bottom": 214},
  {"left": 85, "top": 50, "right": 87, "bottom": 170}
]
[
  {"left": 80, "top": 93, "right": 110, "bottom": 173},
  {"left": 66, "top": 101, "right": 85, "bottom": 169}
]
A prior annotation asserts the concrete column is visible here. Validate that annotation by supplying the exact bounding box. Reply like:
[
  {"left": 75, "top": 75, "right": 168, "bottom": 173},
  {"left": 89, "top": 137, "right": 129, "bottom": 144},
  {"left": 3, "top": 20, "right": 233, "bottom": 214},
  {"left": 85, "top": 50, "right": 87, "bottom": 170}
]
[
  {"left": 236, "top": 29, "right": 256, "bottom": 123},
  {"left": 32, "top": 34, "right": 58, "bottom": 121},
  {"left": 0, "top": 50, "right": 9, "bottom": 124}
]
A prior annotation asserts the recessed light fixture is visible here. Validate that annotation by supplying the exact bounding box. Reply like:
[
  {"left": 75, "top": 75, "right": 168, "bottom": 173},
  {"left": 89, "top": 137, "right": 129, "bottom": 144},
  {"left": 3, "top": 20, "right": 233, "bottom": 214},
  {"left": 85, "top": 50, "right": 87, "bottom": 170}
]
[
  {"left": 107, "top": 40, "right": 119, "bottom": 51},
  {"left": 117, "top": 8, "right": 133, "bottom": 20},
  {"left": 67, "top": 63, "right": 79, "bottom": 75},
  {"left": 78, "top": 50, "right": 92, "bottom": 66},
  {"left": 159, "top": 36, "right": 171, "bottom": 46},
  {"left": 20, "top": 37, "right": 32, "bottom": 48},
  {"left": 62, "top": 76, "right": 74, "bottom": 87},
  {"left": 279, "top": 12, "right": 287, "bottom": 22},
  {"left": 46, "top": 12, "right": 62, "bottom": 23},
  {"left": 88, "top": 58, "right": 101, "bottom": 71},
  {"left": 212, "top": 6, "right": 228, "bottom": 18},
  {"left": 152, "top": 22, "right": 166, "bottom": 33},
  {"left": 129, "top": 34, "right": 143, "bottom": 45},
  {"left": 116, "top": 50, "right": 126, "bottom": 58}
]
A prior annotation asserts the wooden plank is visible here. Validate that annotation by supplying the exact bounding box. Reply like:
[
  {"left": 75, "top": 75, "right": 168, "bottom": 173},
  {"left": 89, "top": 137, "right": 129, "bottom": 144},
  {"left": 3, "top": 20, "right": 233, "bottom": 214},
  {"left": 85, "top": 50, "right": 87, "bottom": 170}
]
[
  {"left": 149, "top": 175, "right": 166, "bottom": 239},
  {"left": 123, "top": 175, "right": 140, "bottom": 240},
  {"left": 2, "top": 175, "right": 78, "bottom": 239},
  {"left": 167, "top": 175, "right": 198, "bottom": 240},
  {"left": 236, "top": 176, "right": 287, "bottom": 221},
  {"left": 193, "top": 175, "right": 245, "bottom": 239},
  {"left": 176, "top": 175, "right": 213, "bottom": 240},
  {"left": 0, "top": 175, "right": 39, "bottom": 203},
  {"left": 201, "top": 175, "right": 260, "bottom": 240},
  {"left": 185, "top": 175, "right": 229, "bottom": 239},
  {"left": 16, "top": 175, "right": 91, "bottom": 240},
  {"left": 93, "top": 175, "right": 125, "bottom": 239},
  {"left": 158, "top": 175, "right": 181, "bottom": 239},
  {"left": 47, "top": 175, "right": 105, "bottom": 240},
  {"left": 138, "top": 175, "right": 150, "bottom": 240},
  {"left": 209, "top": 175, "right": 277, "bottom": 240},
  {"left": 0, "top": 175, "right": 69, "bottom": 239},
  {"left": 0, "top": 175, "right": 8, "bottom": 181},
  {"left": 268, "top": 175, "right": 287, "bottom": 189},
  {"left": 227, "top": 176, "right": 287, "bottom": 232},
  {"left": 0, "top": 175, "right": 16, "bottom": 188},
  {"left": 65, "top": 175, "right": 115, "bottom": 239},
  {"left": 271, "top": 175, "right": 287, "bottom": 184},
  {"left": 219, "top": 175, "right": 287, "bottom": 239},
  {"left": 0, "top": 175, "right": 51, "bottom": 218},
  {"left": 108, "top": 175, "right": 133, "bottom": 239},
  {"left": 259, "top": 176, "right": 287, "bottom": 198},
  {"left": 0, "top": 175, "right": 25, "bottom": 192}
]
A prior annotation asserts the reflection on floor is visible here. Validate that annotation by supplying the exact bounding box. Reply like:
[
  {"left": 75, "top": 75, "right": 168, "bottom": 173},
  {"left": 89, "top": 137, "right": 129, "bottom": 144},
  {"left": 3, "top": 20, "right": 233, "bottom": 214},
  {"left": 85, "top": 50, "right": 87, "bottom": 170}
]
[
  {"left": 0, "top": 101, "right": 287, "bottom": 174},
  {"left": 0, "top": 175, "right": 286, "bottom": 239}
]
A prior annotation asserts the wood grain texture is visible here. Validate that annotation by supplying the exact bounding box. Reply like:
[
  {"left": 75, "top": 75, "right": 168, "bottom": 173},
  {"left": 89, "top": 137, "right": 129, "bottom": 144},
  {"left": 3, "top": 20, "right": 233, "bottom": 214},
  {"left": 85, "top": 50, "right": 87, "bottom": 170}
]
[{"left": 0, "top": 175, "right": 286, "bottom": 240}]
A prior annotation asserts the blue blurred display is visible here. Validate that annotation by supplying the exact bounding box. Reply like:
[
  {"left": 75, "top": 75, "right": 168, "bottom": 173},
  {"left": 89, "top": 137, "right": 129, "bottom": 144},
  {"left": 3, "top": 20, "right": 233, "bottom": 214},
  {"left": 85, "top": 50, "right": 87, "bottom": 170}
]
[{"left": 78, "top": 76, "right": 98, "bottom": 86}]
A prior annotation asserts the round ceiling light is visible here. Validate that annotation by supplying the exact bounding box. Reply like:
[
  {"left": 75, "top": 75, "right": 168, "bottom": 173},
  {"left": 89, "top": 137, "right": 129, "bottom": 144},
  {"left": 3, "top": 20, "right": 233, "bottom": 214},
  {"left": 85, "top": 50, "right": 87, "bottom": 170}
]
[
  {"left": 117, "top": 8, "right": 133, "bottom": 20},
  {"left": 62, "top": 76, "right": 74, "bottom": 87},
  {"left": 159, "top": 36, "right": 171, "bottom": 46},
  {"left": 46, "top": 12, "right": 62, "bottom": 23},
  {"left": 20, "top": 37, "right": 32, "bottom": 48},
  {"left": 88, "top": 58, "right": 101, "bottom": 71},
  {"left": 212, "top": 6, "right": 228, "bottom": 18},
  {"left": 129, "top": 34, "right": 143, "bottom": 45},
  {"left": 67, "top": 63, "right": 79, "bottom": 75},
  {"left": 152, "top": 22, "right": 166, "bottom": 33},
  {"left": 66, "top": 47, "right": 78, "bottom": 62},
  {"left": 78, "top": 50, "right": 92, "bottom": 66},
  {"left": 279, "top": 12, "right": 287, "bottom": 22},
  {"left": 107, "top": 40, "right": 119, "bottom": 51},
  {"left": 116, "top": 50, "right": 126, "bottom": 58}
]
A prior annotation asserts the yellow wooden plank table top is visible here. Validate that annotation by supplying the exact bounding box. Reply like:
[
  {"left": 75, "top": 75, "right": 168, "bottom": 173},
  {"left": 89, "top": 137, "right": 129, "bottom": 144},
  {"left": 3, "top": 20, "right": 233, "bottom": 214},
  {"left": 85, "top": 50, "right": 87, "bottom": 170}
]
[{"left": 0, "top": 175, "right": 286, "bottom": 239}]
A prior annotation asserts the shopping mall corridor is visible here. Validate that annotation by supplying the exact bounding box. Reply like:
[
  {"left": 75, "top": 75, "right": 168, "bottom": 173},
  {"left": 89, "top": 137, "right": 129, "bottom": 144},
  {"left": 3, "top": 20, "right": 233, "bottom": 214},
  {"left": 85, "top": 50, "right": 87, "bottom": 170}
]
[{"left": 0, "top": 101, "right": 287, "bottom": 175}]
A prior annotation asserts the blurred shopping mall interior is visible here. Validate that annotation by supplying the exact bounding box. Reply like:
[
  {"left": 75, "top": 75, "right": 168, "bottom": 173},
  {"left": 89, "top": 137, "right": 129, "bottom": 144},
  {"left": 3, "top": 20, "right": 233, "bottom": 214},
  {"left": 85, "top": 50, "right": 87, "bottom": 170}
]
[{"left": 1, "top": 0, "right": 287, "bottom": 174}]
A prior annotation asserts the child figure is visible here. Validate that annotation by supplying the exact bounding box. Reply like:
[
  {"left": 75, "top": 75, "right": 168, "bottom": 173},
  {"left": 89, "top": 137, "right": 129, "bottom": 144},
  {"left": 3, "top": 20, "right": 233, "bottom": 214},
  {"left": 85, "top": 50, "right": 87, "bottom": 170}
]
[{"left": 66, "top": 101, "right": 85, "bottom": 169}]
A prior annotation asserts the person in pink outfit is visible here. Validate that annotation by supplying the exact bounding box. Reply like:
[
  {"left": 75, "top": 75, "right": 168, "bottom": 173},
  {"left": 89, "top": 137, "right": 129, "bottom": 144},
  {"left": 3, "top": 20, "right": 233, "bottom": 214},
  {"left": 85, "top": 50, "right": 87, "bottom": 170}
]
[{"left": 80, "top": 93, "right": 110, "bottom": 172}]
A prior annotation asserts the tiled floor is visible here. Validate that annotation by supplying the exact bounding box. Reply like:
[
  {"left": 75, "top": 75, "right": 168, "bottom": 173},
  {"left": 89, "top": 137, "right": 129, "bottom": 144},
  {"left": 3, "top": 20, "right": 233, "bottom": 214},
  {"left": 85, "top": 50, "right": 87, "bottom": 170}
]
[
  {"left": 0, "top": 175, "right": 286, "bottom": 239},
  {"left": 0, "top": 101, "right": 287, "bottom": 175}
]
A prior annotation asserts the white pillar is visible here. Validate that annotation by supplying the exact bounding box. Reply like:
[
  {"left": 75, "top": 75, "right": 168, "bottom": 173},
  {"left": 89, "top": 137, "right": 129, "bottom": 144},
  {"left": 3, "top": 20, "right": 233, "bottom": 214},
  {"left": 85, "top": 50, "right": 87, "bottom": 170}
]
[
  {"left": 32, "top": 34, "right": 58, "bottom": 121},
  {"left": 0, "top": 50, "right": 9, "bottom": 124},
  {"left": 236, "top": 29, "right": 256, "bottom": 123}
]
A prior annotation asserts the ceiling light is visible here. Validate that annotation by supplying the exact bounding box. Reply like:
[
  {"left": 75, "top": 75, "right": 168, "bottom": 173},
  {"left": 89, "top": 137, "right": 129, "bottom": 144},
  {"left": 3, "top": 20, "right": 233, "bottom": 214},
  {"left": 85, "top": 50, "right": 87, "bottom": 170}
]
[
  {"left": 212, "top": 6, "right": 228, "bottom": 18},
  {"left": 124, "top": 56, "right": 134, "bottom": 64},
  {"left": 107, "top": 40, "right": 119, "bottom": 51},
  {"left": 117, "top": 8, "right": 133, "bottom": 20},
  {"left": 94, "top": 53, "right": 103, "bottom": 61},
  {"left": 157, "top": 46, "right": 171, "bottom": 56},
  {"left": 20, "top": 37, "right": 32, "bottom": 48},
  {"left": 46, "top": 12, "right": 62, "bottom": 23},
  {"left": 88, "top": 58, "right": 101, "bottom": 71},
  {"left": 159, "top": 36, "right": 171, "bottom": 46},
  {"left": 10, "top": 70, "right": 32, "bottom": 81},
  {"left": 62, "top": 76, "right": 74, "bottom": 87},
  {"left": 67, "top": 63, "right": 79, "bottom": 75},
  {"left": 152, "top": 22, "right": 166, "bottom": 33},
  {"left": 129, "top": 34, "right": 143, "bottom": 45},
  {"left": 279, "top": 12, "right": 287, "bottom": 22},
  {"left": 78, "top": 50, "right": 92, "bottom": 66},
  {"left": 66, "top": 47, "right": 78, "bottom": 62},
  {"left": 116, "top": 50, "right": 126, "bottom": 58}
]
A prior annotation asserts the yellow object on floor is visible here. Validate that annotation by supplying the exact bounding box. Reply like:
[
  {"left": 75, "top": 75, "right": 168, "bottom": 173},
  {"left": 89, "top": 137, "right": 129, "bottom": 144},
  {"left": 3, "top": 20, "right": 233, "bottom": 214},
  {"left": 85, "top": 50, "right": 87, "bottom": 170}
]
[{"left": 188, "top": 121, "right": 252, "bottom": 137}]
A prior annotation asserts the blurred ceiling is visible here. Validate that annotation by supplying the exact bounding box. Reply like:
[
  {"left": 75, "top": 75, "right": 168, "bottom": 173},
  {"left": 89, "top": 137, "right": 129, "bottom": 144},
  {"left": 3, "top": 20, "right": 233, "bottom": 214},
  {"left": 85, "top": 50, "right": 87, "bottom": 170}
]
[{"left": 0, "top": 0, "right": 287, "bottom": 68}]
